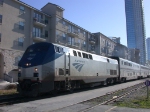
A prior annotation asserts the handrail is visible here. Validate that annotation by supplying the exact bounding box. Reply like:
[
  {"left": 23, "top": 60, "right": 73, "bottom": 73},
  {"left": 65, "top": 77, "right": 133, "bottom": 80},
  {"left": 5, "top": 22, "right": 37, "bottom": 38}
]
[{"left": 4, "top": 74, "right": 13, "bottom": 83}]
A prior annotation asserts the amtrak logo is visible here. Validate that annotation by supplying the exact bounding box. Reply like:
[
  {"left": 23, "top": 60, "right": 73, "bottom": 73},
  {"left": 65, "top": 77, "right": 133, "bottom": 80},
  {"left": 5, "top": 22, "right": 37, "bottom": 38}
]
[{"left": 72, "top": 60, "right": 85, "bottom": 72}]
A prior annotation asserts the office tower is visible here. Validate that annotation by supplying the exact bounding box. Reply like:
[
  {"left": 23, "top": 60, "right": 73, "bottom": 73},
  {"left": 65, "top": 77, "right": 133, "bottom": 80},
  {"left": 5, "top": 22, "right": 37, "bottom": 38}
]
[
  {"left": 125, "top": 0, "right": 146, "bottom": 65},
  {"left": 146, "top": 38, "right": 150, "bottom": 61}
]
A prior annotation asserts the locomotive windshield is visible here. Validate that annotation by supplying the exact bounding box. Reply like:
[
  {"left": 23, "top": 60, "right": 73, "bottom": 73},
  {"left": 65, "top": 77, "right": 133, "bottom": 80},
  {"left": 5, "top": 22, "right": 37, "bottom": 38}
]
[
  {"left": 18, "top": 43, "right": 53, "bottom": 68},
  {"left": 26, "top": 46, "right": 49, "bottom": 53}
]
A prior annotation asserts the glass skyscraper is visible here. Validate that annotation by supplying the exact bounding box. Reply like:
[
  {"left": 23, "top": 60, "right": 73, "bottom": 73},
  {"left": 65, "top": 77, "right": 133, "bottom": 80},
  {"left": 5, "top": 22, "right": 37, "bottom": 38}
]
[
  {"left": 125, "top": 0, "right": 146, "bottom": 65},
  {"left": 146, "top": 38, "right": 150, "bottom": 61}
]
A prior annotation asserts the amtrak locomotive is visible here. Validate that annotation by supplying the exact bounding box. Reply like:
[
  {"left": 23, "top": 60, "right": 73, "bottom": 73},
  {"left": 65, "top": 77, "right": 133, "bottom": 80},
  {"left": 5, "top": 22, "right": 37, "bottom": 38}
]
[{"left": 17, "top": 42, "right": 150, "bottom": 96}]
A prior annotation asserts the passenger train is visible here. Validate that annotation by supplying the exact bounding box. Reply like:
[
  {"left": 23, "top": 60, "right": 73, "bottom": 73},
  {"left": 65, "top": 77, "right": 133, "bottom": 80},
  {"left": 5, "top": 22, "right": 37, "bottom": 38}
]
[{"left": 17, "top": 42, "right": 150, "bottom": 96}]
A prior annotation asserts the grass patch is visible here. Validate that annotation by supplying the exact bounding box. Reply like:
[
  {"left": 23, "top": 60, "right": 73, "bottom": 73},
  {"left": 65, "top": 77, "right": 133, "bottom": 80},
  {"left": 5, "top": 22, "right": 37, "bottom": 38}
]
[
  {"left": 115, "top": 97, "right": 150, "bottom": 109},
  {"left": 0, "top": 84, "right": 17, "bottom": 95},
  {"left": 0, "top": 89, "right": 17, "bottom": 95}
]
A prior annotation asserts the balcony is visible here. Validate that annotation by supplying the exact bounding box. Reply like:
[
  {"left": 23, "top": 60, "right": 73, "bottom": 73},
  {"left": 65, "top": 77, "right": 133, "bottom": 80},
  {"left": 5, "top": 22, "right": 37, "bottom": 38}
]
[
  {"left": 72, "top": 42, "right": 80, "bottom": 48},
  {"left": 67, "top": 30, "right": 79, "bottom": 37},
  {"left": 89, "top": 50, "right": 95, "bottom": 53},
  {"left": 81, "top": 44, "right": 86, "bottom": 51},
  {"left": 33, "top": 18, "right": 46, "bottom": 27},
  {"left": 56, "top": 36, "right": 66, "bottom": 45},
  {"left": 89, "top": 38, "right": 96, "bottom": 44},
  {"left": 89, "top": 46, "right": 95, "bottom": 53},
  {"left": 32, "top": 32, "right": 46, "bottom": 42}
]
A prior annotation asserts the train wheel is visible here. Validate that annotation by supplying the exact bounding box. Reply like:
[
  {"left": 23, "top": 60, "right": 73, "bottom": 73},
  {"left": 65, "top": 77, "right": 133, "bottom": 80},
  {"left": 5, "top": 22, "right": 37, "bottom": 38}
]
[
  {"left": 51, "top": 89, "right": 58, "bottom": 96},
  {"left": 110, "top": 79, "right": 114, "bottom": 85},
  {"left": 103, "top": 80, "right": 108, "bottom": 86},
  {"left": 31, "top": 88, "right": 39, "bottom": 97},
  {"left": 69, "top": 81, "right": 75, "bottom": 93}
]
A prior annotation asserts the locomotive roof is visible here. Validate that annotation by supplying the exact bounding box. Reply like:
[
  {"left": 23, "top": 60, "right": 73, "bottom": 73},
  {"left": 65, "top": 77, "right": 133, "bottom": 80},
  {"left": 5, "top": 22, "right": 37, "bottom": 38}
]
[{"left": 52, "top": 43, "right": 118, "bottom": 64}]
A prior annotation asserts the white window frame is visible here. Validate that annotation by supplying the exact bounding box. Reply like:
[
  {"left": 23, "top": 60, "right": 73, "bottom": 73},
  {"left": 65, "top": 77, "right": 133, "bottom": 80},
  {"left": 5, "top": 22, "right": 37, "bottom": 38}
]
[
  {"left": 78, "top": 29, "right": 80, "bottom": 33},
  {"left": 20, "top": 6, "right": 25, "bottom": 14},
  {"left": 62, "top": 21, "right": 66, "bottom": 28},
  {"left": 56, "top": 18, "right": 60, "bottom": 24},
  {"left": 18, "top": 37, "right": 24, "bottom": 47},
  {"left": 68, "top": 37, "right": 71, "bottom": 45},
  {"left": 83, "top": 32, "right": 86, "bottom": 37}
]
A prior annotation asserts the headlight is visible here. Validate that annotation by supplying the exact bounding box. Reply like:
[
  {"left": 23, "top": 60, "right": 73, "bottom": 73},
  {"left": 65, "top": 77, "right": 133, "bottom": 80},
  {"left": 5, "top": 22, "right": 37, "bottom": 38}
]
[
  {"left": 34, "top": 68, "right": 38, "bottom": 72},
  {"left": 18, "top": 68, "right": 21, "bottom": 72},
  {"left": 26, "top": 63, "right": 29, "bottom": 66}
]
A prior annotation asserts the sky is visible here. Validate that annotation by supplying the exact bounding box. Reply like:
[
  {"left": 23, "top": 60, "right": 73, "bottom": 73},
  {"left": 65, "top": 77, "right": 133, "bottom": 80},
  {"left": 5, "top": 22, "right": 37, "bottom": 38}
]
[{"left": 21, "top": 0, "right": 150, "bottom": 46}]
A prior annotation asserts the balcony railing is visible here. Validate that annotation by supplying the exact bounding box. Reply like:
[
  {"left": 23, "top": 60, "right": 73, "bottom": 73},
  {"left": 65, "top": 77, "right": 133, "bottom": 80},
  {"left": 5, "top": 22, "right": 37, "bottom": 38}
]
[
  {"left": 72, "top": 42, "right": 80, "bottom": 48},
  {"left": 33, "top": 17, "right": 46, "bottom": 27},
  {"left": 19, "top": 10, "right": 25, "bottom": 14},
  {"left": 67, "top": 30, "right": 79, "bottom": 37},
  {"left": 56, "top": 36, "right": 67, "bottom": 45},
  {"left": 89, "top": 38, "right": 96, "bottom": 44},
  {"left": 32, "top": 32, "right": 46, "bottom": 42},
  {"left": 81, "top": 44, "right": 86, "bottom": 51},
  {"left": 4, "top": 73, "right": 13, "bottom": 83}
]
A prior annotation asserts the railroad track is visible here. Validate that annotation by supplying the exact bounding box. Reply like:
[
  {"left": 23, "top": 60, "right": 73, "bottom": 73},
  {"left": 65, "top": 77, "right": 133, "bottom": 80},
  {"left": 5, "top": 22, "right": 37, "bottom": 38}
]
[
  {"left": 49, "top": 82, "right": 145, "bottom": 112},
  {"left": 0, "top": 81, "right": 146, "bottom": 110},
  {"left": 0, "top": 95, "right": 25, "bottom": 106},
  {"left": 80, "top": 84, "right": 145, "bottom": 112}
]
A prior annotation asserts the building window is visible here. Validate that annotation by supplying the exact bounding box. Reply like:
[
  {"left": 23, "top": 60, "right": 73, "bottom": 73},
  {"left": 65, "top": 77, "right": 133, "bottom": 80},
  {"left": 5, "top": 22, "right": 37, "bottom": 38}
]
[
  {"left": 33, "top": 12, "right": 42, "bottom": 22},
  {"left": 62, "top": 33, "right": 65, "bottom": 37},
  {"left": 45, "top": 30, "right": 48, "bottom": 37},
  {"left": 0, "top": 0, "right": 3, "bottom": 5},
  {"left": 68, "top": 37, "right": 71, "bottom": 45},
  {"left": 68, "top": 25, "right": 71, "bottom": 32},
  {"left": 78, "top": 29, "right": 80, "bottom": 33},
  {"left": 0, "top": 33, "right": 1, "bottom": 42},
  {"left": 83, "top": 41, "right": 86, "bottom": 47},
  {"left": 62, "top": 21, "right": 65, "bottom": 27},
  {"left": 20, "top": 6, "right": 25, "bottom": 14},
  {"left": 83, "top": 32, "right": 86, "bottom": 37},
  {"left": 56, "top": 18, "right": 60, "bottom": 24},
  {"left": 62, "top": 33, "right": 66, "bottom": 41},
  {"left": 72, "top": 38, "right": 75, "bottom": 45},
  {"left": 33, "top": 27, "right": 42, "bottom": 37},
  {"left": 78, "top": 39, "right": 80, "bottom": 45},
  {"left": 0, "top": 15, "right": 2, "bottom": 23},
  {"left": 45, "top": 17, "right": 48, "bottom": 24},
  {"left": 19, "top": 21, "right": 24, "bottom": 30},
  {"left": 91, "top": 45, "right": 95, "bottom": 51},
  {"left": 18, "top": 37, "right": 24, "bottom": 46}
]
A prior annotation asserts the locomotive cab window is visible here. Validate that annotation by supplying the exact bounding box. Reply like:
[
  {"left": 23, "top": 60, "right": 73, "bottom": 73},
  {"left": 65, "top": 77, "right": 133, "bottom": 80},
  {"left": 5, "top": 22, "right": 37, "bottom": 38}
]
[
  {"left": 55, "top": 46, "right": 60, "bottom": 53},
  {"left": 55, "top": 46, "right": 63, "bottom": 53},
  {"left": 73, "top": 50, "right": 77, "bottom": 56},
  {"left": 59, "top": 47, "right": 63, "bottom": 53}
]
